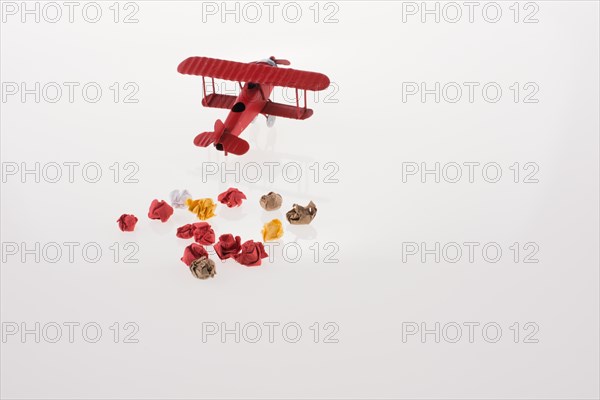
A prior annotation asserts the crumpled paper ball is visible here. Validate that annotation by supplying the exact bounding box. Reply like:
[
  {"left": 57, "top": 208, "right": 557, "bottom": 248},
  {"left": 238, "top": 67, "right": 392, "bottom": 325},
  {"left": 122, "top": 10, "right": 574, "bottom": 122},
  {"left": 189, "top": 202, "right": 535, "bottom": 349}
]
[
  {"left": 117, "top": 214, "right": 138, "bottom": 232},
  {"left": 186, "top": 198, "right": 216, "bottom": 220},
  {"left": 259, "top": 192, "right": 283, "bottom": 211},
  {"left": 213, "top": 234, "right": 242, "bottom": 260},
  {"left": 148, "top": 199, "right": 174, "bottom": 222},
  {"left": 192, "top": 222, "right": 215, "bottom": 245},
  {"left": 175, "top": 224, "right": 195, "bottom": 239},
  {"left": 262, "top": 219, "right": 284, "bottom": 242},
  {"left": 170, "top": 189, "right": 192, "bottom": 209},
  {"left": 217, "top": 187, "right": 247, "bottom": 208},
  {"left": 176, "top": 222, "right": 215, "bottom": 245},
  {"left": 286, "top": 201, "right": 317, "bottom": 225},
  {"left": 181, "top": 243, "right": 208, "bottom": 266},
  {"left": 233, "top": 240, "right": 268, "bottom": 267},
  {"left": 190, "top": 256, "right": 216, "bottom": 280}
]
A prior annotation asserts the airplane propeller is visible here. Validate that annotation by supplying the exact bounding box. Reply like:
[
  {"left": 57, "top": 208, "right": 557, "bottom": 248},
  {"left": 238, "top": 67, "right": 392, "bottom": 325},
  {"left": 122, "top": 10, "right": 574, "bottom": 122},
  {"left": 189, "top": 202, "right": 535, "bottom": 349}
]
[{"left": 270, "top": 56, "right": 291, "bottom": 66}]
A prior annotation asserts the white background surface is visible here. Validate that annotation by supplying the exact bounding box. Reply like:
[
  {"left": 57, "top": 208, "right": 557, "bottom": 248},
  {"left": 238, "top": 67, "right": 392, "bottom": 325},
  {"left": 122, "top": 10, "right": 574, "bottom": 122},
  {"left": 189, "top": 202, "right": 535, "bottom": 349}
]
[{"left": 1, "top": 1, "right": 599, "bottom": 398}]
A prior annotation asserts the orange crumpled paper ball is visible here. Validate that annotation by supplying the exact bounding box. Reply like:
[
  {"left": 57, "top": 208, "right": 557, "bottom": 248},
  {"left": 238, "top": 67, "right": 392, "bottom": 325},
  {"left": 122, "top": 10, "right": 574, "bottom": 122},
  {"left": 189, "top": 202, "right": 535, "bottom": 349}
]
[
  {"left": 148, "top": 199, "right": 174, "bottom": 222},
  {"left": 261, "top": 219, "right": 284, "bottom": 242},
  {"left": 186, "top": 198, "right": 216, "bottom": 220}
]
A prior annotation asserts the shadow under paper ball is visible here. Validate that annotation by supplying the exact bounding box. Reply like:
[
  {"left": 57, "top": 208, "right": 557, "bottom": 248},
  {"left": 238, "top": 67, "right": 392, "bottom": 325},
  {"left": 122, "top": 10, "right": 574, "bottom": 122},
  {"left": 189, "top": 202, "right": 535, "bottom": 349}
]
[
  {"left": 261, "top": 210, "right": 284, "bottom": 222},
  {"left": 147, "top": 219, "right": 175, "bottom": 236},
  {"left": 217, "top": 206, "right": 248, "bottom": 221},
  {"left": 285, "top": 224, "right": 318, "bottom": 240}
]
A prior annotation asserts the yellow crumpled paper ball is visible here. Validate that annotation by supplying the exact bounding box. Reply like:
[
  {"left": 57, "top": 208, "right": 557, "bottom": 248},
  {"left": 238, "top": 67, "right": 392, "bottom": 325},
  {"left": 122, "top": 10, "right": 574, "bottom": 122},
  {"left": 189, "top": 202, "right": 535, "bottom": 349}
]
[
  {"left": 186, "top": 198, "right": 217, "bottom": 220},
  {"left": 262, "top": 219, "right": 284, "bottom": 242}
]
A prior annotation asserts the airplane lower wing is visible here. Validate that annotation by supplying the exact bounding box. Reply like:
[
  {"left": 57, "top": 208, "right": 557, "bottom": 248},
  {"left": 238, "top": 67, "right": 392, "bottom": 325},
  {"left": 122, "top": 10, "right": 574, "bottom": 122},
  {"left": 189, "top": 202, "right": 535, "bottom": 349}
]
[
  {"left": 202, "top": 93, "right": 237, "bottom": 110},
  {"left": 261, "top": 101, "right": 314, "bottom": 120}
]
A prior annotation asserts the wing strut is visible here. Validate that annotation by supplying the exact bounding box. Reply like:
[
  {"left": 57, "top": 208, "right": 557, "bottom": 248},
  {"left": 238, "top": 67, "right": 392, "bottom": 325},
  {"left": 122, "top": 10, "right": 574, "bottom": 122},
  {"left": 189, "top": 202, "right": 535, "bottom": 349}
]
[
  {"left": 294, "top": 88, "right": 308, "bottom": 119},
  {"left": 201, "top": 76, "right": 216, "bottom": 100}
]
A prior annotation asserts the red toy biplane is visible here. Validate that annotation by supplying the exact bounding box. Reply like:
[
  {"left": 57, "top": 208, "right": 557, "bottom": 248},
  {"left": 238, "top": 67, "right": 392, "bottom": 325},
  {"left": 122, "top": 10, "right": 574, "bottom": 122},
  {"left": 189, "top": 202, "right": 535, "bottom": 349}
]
[{"left": 177, "top": 56, "right": 330, "bottom": 156}]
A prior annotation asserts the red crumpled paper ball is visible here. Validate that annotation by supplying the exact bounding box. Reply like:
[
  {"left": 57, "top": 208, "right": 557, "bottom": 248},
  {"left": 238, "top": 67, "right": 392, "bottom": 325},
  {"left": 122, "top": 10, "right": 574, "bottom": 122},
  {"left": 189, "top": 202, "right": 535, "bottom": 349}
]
[
  {"left": 181, "top": 243, "right": 208, "bottom": 266},
  {"left": 117, "top": 214, "right": 138, "bottom": 232},
  {"left": 217, "top": 187, "right": 247, "bottom": 208},
  {"left": 192, "top": 222, "right": 216, "bottom": 245},
  {"left": 148, "top": 199, "right": 174, "bottom": 222},
  {"left": 176, "top": 222, "right": 215, "bottom": 245},
  {"left": 213, "top": 234, "right": 242, "bottom": 260},
  {"left": 233, "top": 240, "right": 268, "bottom": 267},
  {"left": 176, "top": 224, "right": 195, "bottom": 239}
]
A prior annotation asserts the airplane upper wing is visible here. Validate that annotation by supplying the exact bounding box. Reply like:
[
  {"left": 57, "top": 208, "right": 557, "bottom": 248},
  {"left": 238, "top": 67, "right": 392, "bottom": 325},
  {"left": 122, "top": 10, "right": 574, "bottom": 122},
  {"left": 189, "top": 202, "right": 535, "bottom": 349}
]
[{"left": 178, "top": 57, "right": 330, "bottom": 91}]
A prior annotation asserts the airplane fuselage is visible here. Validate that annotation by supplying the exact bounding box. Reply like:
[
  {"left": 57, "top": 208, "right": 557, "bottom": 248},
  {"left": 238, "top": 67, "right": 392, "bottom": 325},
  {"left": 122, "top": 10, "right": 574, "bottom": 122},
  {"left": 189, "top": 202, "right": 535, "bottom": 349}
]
[{"left": 222, "top": 81, "right": 274, "bottom": 138}]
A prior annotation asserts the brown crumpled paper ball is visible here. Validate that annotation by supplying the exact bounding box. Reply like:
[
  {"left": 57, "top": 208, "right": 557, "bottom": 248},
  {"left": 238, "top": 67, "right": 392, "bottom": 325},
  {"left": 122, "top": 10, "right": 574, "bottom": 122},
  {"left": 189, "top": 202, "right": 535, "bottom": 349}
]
[
  {"left": 259, "top": 192, "right": 283, "bottom": 211},
  {"left": 286, "top": 201, "right": 317, "bottom": 225},
  {"left": 190, "top": 256, "right": 216, "bottom": 280}
]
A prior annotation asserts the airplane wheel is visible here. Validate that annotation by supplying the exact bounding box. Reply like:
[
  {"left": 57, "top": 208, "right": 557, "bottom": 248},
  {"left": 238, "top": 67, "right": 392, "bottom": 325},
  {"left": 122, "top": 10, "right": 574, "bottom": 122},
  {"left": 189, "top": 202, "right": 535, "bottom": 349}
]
[{"left": 266, "top": 115, "right": 276, "bottom": 128}]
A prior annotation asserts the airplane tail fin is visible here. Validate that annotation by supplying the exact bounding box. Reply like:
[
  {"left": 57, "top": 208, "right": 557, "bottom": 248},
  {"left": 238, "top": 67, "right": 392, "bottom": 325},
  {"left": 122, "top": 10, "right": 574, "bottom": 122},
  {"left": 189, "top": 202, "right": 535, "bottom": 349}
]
[
  {"left": 193, "top": 119, "right": 249, "bottom": 155},
  {"left": 193, "top": 119, "right": 225, "bottom": 147}
]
